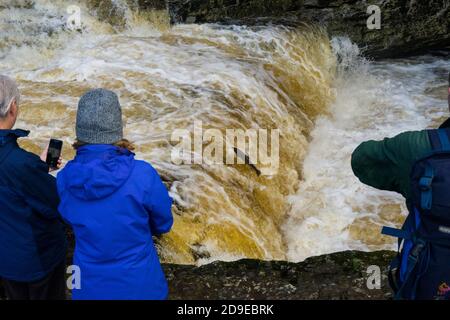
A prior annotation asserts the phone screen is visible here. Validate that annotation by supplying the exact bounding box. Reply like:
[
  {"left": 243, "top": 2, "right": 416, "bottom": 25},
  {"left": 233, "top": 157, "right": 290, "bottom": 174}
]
[{"left": 46, "top": 139, "right": 63, "bottom": 168}]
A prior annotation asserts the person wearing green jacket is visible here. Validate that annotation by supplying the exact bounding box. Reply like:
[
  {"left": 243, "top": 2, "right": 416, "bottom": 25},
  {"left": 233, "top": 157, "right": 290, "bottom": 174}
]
[{"left": 351, "top": 73, "right": 450, "bottom": 300}]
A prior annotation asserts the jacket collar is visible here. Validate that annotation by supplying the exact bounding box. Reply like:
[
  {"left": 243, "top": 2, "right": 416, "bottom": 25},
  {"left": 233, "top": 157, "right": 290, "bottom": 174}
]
[
  {"left": 0, "top": 129, "right": 29, "bottom": 146},
  {"left": 77, "top": 144, "right": 133, "bottom": 157}
]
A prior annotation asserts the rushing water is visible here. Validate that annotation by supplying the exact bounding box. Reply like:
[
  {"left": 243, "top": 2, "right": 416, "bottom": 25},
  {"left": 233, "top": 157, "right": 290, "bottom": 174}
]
[{"left": 1, "top": 1, "right": 449, "bottom": 264}]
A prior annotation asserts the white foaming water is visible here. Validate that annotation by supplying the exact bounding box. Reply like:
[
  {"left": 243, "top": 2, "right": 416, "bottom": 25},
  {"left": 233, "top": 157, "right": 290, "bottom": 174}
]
[{"left": 283, "top": 38, "right": 450, "bottom": 262}]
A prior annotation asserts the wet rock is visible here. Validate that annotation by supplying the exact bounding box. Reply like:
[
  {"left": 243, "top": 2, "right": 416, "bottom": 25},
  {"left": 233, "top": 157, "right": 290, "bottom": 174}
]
[
  {"left": 138, "top": 0, "right": 168, "bottom": 11},
  {"left": 167, "top": 0, "right": 450, "bottom": 59},
  {"left": 86, "top": 0, "right": 166, "bottom": 27},
  {"left": 87, "top": 0, "right": 135, "bottom": 28},
  {"left": 164, "top": 250, "right": 396, "bottom": 300}
]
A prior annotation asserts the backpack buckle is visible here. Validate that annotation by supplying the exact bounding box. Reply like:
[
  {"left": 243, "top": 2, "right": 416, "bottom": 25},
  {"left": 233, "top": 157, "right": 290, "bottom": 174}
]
[
  {"left": 419, "top": 176, "right": 433, "bottom": 191},
  {"left": 410, "top": 239, "right": 426, "bottom": 258}
]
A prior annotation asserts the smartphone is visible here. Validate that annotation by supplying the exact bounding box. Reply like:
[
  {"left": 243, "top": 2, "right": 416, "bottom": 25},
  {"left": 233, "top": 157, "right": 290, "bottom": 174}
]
[{"left": 46, "top": 139, "right": 63, "bottom": 169}]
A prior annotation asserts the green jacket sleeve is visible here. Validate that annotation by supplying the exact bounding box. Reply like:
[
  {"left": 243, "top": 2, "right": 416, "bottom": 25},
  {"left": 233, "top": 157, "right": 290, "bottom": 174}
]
[{"left": 351, "top": 130, "right": 431, "bottom": 200}]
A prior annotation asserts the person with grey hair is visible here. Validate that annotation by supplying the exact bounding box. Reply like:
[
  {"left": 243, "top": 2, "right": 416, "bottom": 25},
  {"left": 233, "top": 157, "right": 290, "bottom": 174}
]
[
  {"left": 0, "top": 75, "right": 20, "bottom": 119},
  {"left": 0, "top": 75, "right": 67, "bottom": 300}
]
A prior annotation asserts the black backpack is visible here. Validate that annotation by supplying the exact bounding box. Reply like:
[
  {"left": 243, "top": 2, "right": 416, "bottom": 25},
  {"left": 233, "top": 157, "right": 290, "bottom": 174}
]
[{"left": 382, "top": 128, "right": 450, "bottom": 300}]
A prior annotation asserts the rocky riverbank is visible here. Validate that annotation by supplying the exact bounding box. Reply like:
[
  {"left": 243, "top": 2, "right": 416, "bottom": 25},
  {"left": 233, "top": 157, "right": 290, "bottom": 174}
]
[
  {"left": 0, "top": 250, "right": 395, "bottom": 300},
  {"left": 164, "top": 250, "right": 395, "bottom": 300},
  {"left": 167, "top": 0, "right": 450, "bottom": 58}
]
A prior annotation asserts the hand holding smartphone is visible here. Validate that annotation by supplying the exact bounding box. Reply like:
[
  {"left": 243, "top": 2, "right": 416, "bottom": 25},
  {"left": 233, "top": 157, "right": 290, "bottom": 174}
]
[{"left": 45, "top": 139, "right": 63, "bottom": 170}]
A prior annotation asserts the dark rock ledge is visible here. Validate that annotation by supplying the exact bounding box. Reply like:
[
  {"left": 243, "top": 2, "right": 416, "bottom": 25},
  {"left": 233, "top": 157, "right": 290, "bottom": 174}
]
[
  {"left": 164, "top": 250, "right": 396, "bottom": 300},
  {"left": 166, "top": 0, "right": 450, "bottom": 59}
]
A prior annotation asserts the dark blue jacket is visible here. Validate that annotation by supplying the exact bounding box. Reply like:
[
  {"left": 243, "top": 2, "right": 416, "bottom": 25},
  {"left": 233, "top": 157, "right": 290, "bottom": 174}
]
[
  {"left": 57, "top": 144, "right": 173, "bottom": 300},
  {"left": 0, "top": 129, "right": 66, "bottom": 282}
]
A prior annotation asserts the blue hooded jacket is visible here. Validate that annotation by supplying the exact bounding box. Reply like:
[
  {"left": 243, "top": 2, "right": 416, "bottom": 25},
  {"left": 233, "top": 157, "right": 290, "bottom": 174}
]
[
  {"left": 0, "top": 129, "right": 66, "bottom": 282},
  {"left": 56, "top": 144, "right": 173, "bottom": 300}
]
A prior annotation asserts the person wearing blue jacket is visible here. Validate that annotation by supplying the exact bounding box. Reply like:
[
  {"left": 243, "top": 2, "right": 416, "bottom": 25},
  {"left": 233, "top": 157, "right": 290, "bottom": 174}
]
[
  {"left": 0, "top": 75, "right": 67, "bottom": 300},
  {"left": 57, "top": 88, "right": 173, "bottom": 300}
]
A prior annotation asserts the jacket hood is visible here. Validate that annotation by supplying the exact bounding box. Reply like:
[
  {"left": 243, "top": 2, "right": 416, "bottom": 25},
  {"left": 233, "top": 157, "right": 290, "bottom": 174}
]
[{"left": 58, "top": 145, "right": 135, "bottom": 200}]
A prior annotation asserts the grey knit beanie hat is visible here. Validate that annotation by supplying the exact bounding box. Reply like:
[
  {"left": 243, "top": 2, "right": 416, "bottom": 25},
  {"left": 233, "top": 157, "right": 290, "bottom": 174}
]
[{"left": 76, "top": 88, "right": 123, "bottom": 144}]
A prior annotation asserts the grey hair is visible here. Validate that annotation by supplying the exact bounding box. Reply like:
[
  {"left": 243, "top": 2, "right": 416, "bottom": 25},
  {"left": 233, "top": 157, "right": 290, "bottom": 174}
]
[{"left": 0, "top": 75, "right": 20, "bottom": 118}]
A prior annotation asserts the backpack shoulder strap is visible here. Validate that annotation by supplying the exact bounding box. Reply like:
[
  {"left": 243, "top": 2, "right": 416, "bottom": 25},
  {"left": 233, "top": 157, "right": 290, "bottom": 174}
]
[{"left": 428, "top": 128, "right": 450, "bottom": 151}]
